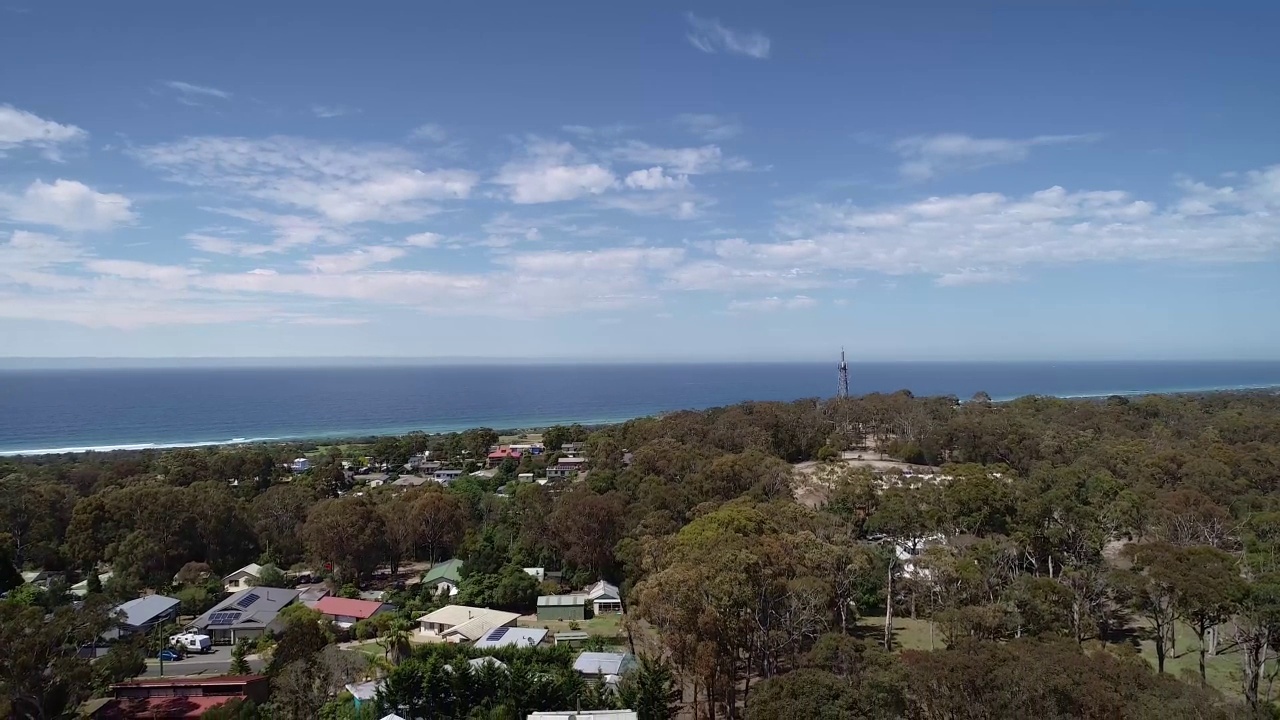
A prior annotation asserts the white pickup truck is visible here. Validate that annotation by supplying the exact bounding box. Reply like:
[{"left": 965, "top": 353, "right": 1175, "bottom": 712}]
[{"left": 168, "top": 632, "right": 213, "bottom": 654}]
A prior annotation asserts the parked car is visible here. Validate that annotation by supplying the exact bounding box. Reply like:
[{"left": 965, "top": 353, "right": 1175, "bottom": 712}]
[{"left": 157, "top": 649, "right": 182, "bottom": 662}]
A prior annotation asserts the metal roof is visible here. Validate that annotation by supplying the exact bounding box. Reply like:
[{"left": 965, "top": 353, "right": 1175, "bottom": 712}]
[
  {"left": 113, "top": 594, "right": 179, "bottom": 628},
  {"left": 538, "top": 594, "right": 586, "bottom": 607},
  {"left": 573, "top": 652, "right": 637, "bottom": 677},
  {"left": 473, "top": 627, "right": 548, "bottom": 649},
  {"left": 190, "top": 587, "right": 298, "bottom": 631}
]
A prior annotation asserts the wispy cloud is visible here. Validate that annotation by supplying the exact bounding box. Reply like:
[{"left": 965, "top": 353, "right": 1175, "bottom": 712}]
[
  {"left": 0, "top": 104, "right": 87, "bottom": 161},
  {"left": 892, "top": 133, "right": 1100, "bottom": 181},
  {"left": 312, "top": 104, "right": 361, "bottom": 119},
  {"left": 164, "top": 80, "right": 232, "bottom": 104},
  {"left": 134, "top": 136, "right": 477, "bottom": 224},
  {"left": 685, "top": 13, "right": 771, "bottom": 59},
  {"left": 728, "top": 295, "right": 817, "bottom": 312},
  {"left": 675, "top": 113, "right": 742, "bottom": 141},
  {"left": 409, "top": 124, "right": 447, "bottom": 142}
]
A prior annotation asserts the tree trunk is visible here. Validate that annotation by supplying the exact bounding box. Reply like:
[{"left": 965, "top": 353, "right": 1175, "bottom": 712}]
[
  {"left": 883, "top": 564, "right": 894, "bottom": 651},
  {"left": 1155, "top": 628, "right": 1166, "bottom": 674},
  {"left": 1208, "top": 624, "right": 1218, "bottom": 657},
  {"left": 1195, "top": 624, "right": 1207, "bottom": 685}
]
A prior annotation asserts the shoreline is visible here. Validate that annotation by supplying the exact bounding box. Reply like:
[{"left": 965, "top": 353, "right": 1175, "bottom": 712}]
[{"left": 3, "top": 383, "right": 1277, "bottom": 458}]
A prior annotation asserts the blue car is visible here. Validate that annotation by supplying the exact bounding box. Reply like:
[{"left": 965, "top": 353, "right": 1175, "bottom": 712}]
[{"left": 157, "top": 649, "right": 182, "bottom": 661}]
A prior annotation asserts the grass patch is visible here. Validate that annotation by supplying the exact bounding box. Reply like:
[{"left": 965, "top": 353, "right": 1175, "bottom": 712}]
[
  {"left": 854, "top": 615, "right": 1269, "bottom": 702},
  {"left": 518, "top": 614, "right": 624, "bottom": 638}
]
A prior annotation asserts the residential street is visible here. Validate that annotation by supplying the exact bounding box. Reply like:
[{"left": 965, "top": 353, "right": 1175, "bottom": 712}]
[{"left": 141, "top": 646, "right": 265, "bottom": 678}]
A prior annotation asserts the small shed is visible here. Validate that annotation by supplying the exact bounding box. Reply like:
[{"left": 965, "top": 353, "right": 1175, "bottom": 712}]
[
  {"left": 554, "top": 630, "right": 590, "bottom": 648},
  {"left": 537, "top": 594, "right": 589, "bottom": 622}
]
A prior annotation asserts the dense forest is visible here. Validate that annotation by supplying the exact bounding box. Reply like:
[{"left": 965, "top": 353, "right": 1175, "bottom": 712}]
[{"left": 4, "top": 389, "right": 1280, "bottom": 719}]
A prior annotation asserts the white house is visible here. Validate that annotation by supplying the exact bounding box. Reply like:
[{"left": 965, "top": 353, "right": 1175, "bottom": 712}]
[
  {"left": 415, "top": 605, "right": 520, "bottom": 643},
  {"left": 291, "top": 458, "right": 311, "bottom": 473},
  {"left": 222, "top": 563, "right": 263, "bottom": 593},
  {"left": 585, "top": 580, "right": 623, "bottom": 615}
]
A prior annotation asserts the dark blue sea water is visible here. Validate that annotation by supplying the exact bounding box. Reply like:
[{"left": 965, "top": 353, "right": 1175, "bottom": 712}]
[{"left": 1, "top": 361, "right": 1279, "bottom": 456}]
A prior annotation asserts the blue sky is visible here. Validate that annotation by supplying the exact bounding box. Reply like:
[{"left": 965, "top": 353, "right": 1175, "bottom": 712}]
[{"left": 1, "top": 2, "right": 1278, "bottom": 361}]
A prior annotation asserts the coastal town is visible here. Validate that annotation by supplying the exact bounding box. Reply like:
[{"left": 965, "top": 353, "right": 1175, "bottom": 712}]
[{"left": 7, "top": 390, "right": 1280, "bottom": 719}]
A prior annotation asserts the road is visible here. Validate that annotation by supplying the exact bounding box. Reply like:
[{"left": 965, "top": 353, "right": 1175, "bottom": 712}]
[{"left": 142, "top": 645, "right": 266, "bottom": 678}]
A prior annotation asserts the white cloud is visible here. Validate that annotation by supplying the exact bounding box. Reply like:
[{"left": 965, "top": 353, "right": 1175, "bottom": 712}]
[
  {"left": 164, "top": 80, "right": 231, "bottom": 101},
  {"left": 742, "top": 165, "right": 1280, "bottom": 284},
  {"left": 405, "top": 231, "right": 442, "bottom": 248},
  {"left": 302, "top": 245, "right": 407, "bottom": 273},
  {"left": 86, "top": 259, "right": 199, "bottom": 287},
  {"left": 0, "top": 105, "right": 87, "bottom": 159},
  {"left": 409, "top": 124, "right": 447, "bottom": 142},
  {"left": 675, "top": 113, "right": 742, "bottom": 141},
  {"left": 727, "top": 295, "right": 817, "bottom": 312},
  {"left": 686, "top": 13, "right": 771, "bottom": 59},
  {"left": 312, "top": 104, "right": 361, "bottom": 118},
  {"left": 494, "top": 140, "right": 617, "bottom": 203},
  {"left": 611, "top": 141, "right": 748, "bottom": 174},
  {"left": 892, "top": 133, "right": 1100, "bottom": 180},
  {"left": 624, "top": 166, "right": 691, "bottom": 190},
  {"left": 934, "top": 269, "right": 1019, "bottom": 287},
  {"left": 135, "top": 136, "right": 477, "bottom": 224},
  {"left": 0, "top": 179, "right": 136, "bottom": 231},
  {"left": 186, "top": 233, "right": 276, "bottom": 257},
  {"left": 597, "top": 192, "right": 705, "bottom": 219}
]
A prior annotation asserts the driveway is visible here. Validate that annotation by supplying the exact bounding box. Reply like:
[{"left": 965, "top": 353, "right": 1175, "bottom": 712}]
[{"left": 142, "top": 645, "right": 265, "bottom": 678}]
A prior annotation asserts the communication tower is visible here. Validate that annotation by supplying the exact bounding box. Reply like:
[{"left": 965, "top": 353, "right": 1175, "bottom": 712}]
[{"left": 837, "top": 348, "right": 850, "bottom": 399}]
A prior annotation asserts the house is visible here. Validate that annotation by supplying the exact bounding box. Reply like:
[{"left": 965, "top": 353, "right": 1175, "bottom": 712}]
[
  {"left": 472, "top": 626, "right": 549, "bottom": 650},
  {"left": 391, "top": 475, "right": 431, "bottom": 488},
  {"left": 433, "top": 468, "right": 463, "bottom": 484},
  {"left": 546, "top": 456, "right": 587, "bottom": 480},
  {"left": 422, "top": 558, "right": 464, "bottom": 596},
  {"left": 585, "top": 580, "right": 623, "bottom": 615},
  {"left": 221, "top": 563, "right": 262, "bottom": 593},
  {"left": 290, "top": 458, "right": 311, "bottom": 473},
  {"left": 345, "top": 679, "right": 385, "bottom": 709},
  {"left": 524, "top": 707, "right": 634, "bottom": 712},
  {"left": 467, "top": 656, "right": 507, "bottom": 671},
  {"left": 354, "top": 472, "right": 390, "bottom": 487},
  {"left": 517, "top": 472, "right": 535, "bottom": 482},
  {"left": 573, "top": 651, "right": 638, "bottom": 683},
  {"left": 71, "top": 571, "right": 113, "bottom": 598},
  {"left": 486, "top": 446, "right": 523, "bottom": 468},
  {"left": 537, "top": 594, "right": 590, "bottom": 622},
  {"left": 20, "top": 570, "right": 55, "bottom": 588},
  {"left": 187, "top": 587, "right": 299, "bottom": 645},
  {"left": 104, "top": 594, "right": 180, "bottom": 640},
  {"left": 561, "top": 442, "right": 586, "bottom": 456},
  {"left": 415, "top": 605, "right": 520, "bottom": 643},
  {"left": 314, "top": 596, "right": 390, "bottom": 628},
  {"left": 86, "top": 675, "right": 269, "bottom": 718},
  {"left": 296, "top": 583, "right": 330, "bottom": 607},
  {"left": 523, "top": 567, "right": 546, "bottom": 582}
]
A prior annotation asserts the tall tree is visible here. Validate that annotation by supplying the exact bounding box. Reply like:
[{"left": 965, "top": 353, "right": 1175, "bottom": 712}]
[{"left": 301, "top": 496, "right": 387, "bottom": 585}]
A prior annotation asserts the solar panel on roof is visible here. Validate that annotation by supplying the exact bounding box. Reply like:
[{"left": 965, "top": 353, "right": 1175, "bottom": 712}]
[
  {"left": 235, "top": 592, "right": 260, "bottom": 609},
  {"left": 208, "top": 611, "right": 241, "bottom": 626},
  {"left": 485, "top": 626, "right": 510, "bottom": 641}
]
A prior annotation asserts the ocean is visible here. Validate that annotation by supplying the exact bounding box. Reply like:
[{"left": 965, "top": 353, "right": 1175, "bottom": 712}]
[{"left": 1, "top": 361, "right": 1279, "bottom": 456}]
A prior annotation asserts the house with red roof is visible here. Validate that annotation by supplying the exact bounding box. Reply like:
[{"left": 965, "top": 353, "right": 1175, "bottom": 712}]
[
  {"left": 486, "top": 446, "right": 523, "bottom": 468},
  {"left": 314, "top": 595, "right": 391, "bottom": 628},
  {"left": 84, "top": 676, "right": 268, "bottom": 718}
]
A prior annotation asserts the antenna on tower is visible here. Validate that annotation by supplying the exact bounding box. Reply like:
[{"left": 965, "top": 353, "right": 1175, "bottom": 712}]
[{"left": 837, "top": 347, "right": 850, "bottom": 399}]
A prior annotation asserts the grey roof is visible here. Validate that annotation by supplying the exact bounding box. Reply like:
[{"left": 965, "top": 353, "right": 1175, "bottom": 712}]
[
  {"left": 586, "top": 581, "right": 620, "bottom": 601},
  {"left": 473, "top": 627, "right": 548, "bottom": 649},
  {"left": 538, "top": 594, "right": 586, "bottom": 607},
  {"left": 189, "top": 586, "right": 299, "bottom": 631},
  {"left": 573, "top": 651, "right": 636, "bottom": 676},
  {"left": 391, "top": 475, "right": 431, "bottom": 487},
  {"left": 113, "top": 595, "right": 179, "bottom": 628}
]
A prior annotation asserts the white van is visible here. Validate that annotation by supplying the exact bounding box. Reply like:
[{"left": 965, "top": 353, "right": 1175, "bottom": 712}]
[{"left": 169, "top": 632, "right": 212, "bottom": 654}]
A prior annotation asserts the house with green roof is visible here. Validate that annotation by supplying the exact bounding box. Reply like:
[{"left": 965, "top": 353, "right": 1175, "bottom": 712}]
[{"left": 421, "top": 558, "right": 463, "bottom": 597}]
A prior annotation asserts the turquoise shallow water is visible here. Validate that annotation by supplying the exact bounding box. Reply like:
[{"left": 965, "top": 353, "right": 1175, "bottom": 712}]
[{"left": 1, "top": 361, "right": 1278, "bottom": 455}]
